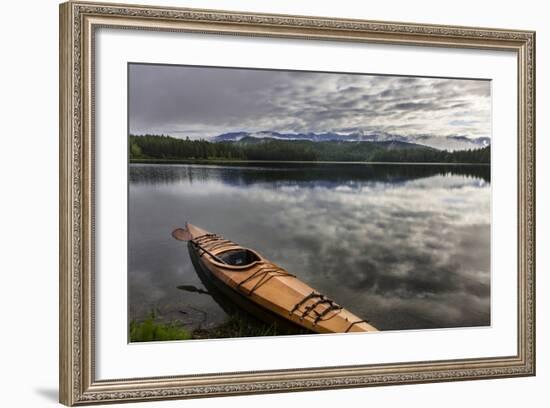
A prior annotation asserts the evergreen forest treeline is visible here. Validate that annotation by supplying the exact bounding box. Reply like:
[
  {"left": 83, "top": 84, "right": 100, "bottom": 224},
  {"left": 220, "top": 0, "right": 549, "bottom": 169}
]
[{"left": 129, "top": 135, "right": 490, "bottom": 164}]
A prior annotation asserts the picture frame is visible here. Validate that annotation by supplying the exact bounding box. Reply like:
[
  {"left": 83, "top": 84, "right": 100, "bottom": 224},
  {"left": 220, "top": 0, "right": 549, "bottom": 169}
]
[{"left": 59, "top": 1, "right": 536, "bottom": 405}]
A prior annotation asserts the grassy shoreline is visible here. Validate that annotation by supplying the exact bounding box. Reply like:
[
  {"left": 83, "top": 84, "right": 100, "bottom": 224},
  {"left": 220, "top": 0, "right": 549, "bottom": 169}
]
[{"left": 130, "top": 312, "right": 307, "bottom": 342}]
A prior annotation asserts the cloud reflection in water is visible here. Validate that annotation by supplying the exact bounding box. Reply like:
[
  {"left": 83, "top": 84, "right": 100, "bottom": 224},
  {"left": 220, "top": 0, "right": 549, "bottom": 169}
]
[{"left": 129, "top": 163, "right": 490, "bottom": 331}]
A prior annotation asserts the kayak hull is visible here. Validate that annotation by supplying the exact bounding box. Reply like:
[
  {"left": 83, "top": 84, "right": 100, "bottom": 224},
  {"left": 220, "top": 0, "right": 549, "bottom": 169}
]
[{"left": 181, "top": 223, "right": 378, "bottom": 334}]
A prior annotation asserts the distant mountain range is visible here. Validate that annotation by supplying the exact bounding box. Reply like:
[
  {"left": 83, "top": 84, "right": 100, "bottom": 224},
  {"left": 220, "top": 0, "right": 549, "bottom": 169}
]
[
  {"left": 213, "top": 131, "right": 490, "bottom": 151},
  {"left": 234, "top": 135, "right": 434, "bottom": 151}
]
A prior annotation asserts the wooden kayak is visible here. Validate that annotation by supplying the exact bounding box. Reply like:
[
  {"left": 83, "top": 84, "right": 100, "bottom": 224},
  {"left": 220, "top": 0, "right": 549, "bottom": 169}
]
[{"left": 173, "top": 223, "right": 378, "bottom": 334}]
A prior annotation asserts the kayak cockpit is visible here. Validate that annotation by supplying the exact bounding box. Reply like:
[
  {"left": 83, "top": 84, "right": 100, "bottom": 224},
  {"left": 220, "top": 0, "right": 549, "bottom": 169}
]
[{"left": 217, "top": 249, "right": 261, "bottom": 266}]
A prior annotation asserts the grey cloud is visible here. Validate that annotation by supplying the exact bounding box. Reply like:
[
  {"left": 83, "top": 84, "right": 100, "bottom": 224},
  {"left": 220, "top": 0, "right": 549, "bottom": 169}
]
[
  {"left": 390, "top": 102, "right": 439, "bottom": 111},
  {"left": 129, "top": 64, "right": 491, "bottom": 147}
]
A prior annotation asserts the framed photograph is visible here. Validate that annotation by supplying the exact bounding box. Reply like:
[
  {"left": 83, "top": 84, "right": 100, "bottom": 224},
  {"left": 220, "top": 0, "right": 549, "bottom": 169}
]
[{"left": 59, "top": 1, "right": 536, "bottom": 405}]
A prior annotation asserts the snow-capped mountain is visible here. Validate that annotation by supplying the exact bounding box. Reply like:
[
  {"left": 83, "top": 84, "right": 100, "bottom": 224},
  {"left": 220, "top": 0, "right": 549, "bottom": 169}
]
[
  {"left": 212, "top": 131, "right": 490, "bottom": 151},
  {"left": 413, "top": 135, "right": 491, "bottom": 151}
]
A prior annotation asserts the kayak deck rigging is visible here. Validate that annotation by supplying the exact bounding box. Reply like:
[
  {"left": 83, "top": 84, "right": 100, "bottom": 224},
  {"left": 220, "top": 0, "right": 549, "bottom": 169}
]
[{"left": 236, "top": 265, "right": 296, "bottom": 296}]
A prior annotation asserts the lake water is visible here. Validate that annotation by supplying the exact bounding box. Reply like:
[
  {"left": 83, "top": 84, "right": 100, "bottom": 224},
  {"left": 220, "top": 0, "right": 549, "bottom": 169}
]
[{"left": 129, "top": 163, "right": 491, "bottom": 335}]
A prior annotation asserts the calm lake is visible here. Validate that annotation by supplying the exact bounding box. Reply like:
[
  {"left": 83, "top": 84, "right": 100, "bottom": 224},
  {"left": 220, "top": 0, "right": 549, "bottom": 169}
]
[{"left": 129, "top": 162, "right": 491, "bottom": 335}]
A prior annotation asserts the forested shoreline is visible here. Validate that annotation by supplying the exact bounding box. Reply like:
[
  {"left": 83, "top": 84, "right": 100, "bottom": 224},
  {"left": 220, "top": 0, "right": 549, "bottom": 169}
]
[{"left": 129, "top": 134, "right": 490, "bottom": 164}]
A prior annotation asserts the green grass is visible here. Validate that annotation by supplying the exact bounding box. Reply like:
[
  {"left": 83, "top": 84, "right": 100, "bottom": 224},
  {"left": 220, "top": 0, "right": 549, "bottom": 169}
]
[
  {"left": 129, "top": 313, "right": 191, "bottom": 342},
  {"left": 130, "top": 310, "right": 310, "bottom": 342}
]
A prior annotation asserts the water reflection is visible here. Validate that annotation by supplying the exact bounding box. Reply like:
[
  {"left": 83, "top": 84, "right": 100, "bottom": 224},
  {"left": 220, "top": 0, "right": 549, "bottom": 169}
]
[
  {"left": 129, "top": 163, "right": 490, "bottom": 333},
  {"left": 130, "top": 162, "right": 490, "bottom": 186}
]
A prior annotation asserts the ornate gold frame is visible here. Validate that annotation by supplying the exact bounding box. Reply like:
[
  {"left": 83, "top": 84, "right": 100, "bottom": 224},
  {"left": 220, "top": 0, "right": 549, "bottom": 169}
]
[{"left": 59, "top": 1, "right": 536, "bottom": 405}]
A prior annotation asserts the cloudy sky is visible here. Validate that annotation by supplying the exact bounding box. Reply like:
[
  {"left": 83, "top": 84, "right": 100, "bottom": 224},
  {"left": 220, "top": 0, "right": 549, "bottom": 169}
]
[{"left": 129, "top": 63, "right": 491, "bottom": 146}]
